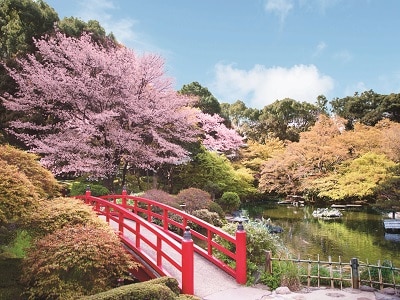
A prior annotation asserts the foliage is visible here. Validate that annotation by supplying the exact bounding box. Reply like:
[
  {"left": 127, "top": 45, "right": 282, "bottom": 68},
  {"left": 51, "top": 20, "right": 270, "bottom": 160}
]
[
  {"left": 176, "top": 188, "right": 213, "bottom": 213},
  {"left": 57, "top": 16, "right": 116, "bottom": 46},
  {"left": 330, "top": 90, "right": 400, "bottom": 129},
  {"left": 180, "top": 81, "right": 221, "bottom": 115},
  {"left": 217, "top": 192, "right": 241, "bottom": 213},
  {"left": 260, "top": 261, "right": 301, "bottom": 291},
  {"left": 21, "top": 223, "right": 139, "bottom": 299},
  {"left": 360, "top": 260, "right": 399, "bottom": 289},
  {"left": 0, "top": 0, "right": 59, "bottom": 58},
  {"left": 207, "top": 201, "right": 225, "bottom": 218},
  {"left": 0, "top": 229, "right": 31, "bottom": 258},
  {"left": 141, "top": 189, "right": 180, "bottom": 209},
  {"left": 0, "top": 258, "right": 24, "bottom": 300},
  {"left": 2, "top": 31, "right": 242, "bottom": 191},
  {"left": 190, "top": 209, "right": 224, "bottom": 228},
  {"left": 69, "top": 181, "right": 109, "bottom": 197},
  {"left": 22, "top": 197, "right": 105, "bottom": 238},
  {"left": 213, "top": 221, "right": 283, "bottom": 284},
  {"left": 0, "top": 160, "right": 38, "bottom": 225},
  {"left": 82, "top": 277, "right": 200, "bottom": 300},
  {"left": 0, "top": 144, "right": 60, "bottom": 198},
  {"left": 172, "top": 148, "right": 256, "bottom": 198},
  {"left": 312, "top": 152, "right": 396, "bottom": 201}
]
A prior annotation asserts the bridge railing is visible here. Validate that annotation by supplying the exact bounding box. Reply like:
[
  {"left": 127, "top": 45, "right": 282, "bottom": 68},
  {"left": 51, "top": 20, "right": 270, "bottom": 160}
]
[
  {"left": 80, "top": 188, "right": 247, "bottom": 286},
  {"left": 76, "top": 190, "right": 195, "bottom": 294}
]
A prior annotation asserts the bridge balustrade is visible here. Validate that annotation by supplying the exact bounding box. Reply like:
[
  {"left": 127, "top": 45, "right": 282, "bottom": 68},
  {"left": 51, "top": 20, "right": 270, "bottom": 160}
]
[{"left": 76, "top": 188, "right": 246, "bottom": 295}]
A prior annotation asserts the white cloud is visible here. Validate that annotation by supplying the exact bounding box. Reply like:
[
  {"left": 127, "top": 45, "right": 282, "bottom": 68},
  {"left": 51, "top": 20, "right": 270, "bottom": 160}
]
[
  {"left": 265, "top": 0, "right": 294, "bottom": 24},
  {"left": 333, "top": 50, "right": 352, "bottom": 63},
  {"left": 212, "top": 63, "right": 334, "bottom": 109},
  {"left": 344, "top": 81, "right": 367, "bottom": 96},
  {"left": 313, "top": 41, "right": 327, "bottom": 56}
]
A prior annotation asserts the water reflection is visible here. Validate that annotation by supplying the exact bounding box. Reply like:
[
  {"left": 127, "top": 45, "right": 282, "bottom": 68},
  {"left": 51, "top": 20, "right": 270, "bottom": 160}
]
[{"left": 243, "top": 203, "right": 400, "bottom": 266}]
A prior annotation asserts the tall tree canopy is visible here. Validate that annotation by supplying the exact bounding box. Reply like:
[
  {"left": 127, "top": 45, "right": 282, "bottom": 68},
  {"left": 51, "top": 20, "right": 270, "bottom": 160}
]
[
  {"left": 1, "top": 32, "right": 243, "bottom": 190},
  {"left": 0, "top": 0, "right": 58, "bottom": 58},
  {"left": 180, "top": 81, "right": 221, "bottom": 115},
  {"left": 330, "top": 90, "right": 400, "bottom": 129}
]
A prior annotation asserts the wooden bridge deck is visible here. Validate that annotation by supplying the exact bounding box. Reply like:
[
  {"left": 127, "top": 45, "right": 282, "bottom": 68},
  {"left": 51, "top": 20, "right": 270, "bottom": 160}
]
[{"left": 102, "top": 216, "right": 241, "bottom": 298}]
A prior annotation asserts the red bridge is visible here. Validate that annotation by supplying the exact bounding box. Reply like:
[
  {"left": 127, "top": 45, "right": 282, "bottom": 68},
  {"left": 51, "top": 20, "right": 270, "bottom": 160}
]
[{"left": 76, "top": 189, "right": 247, "bottom": 297}]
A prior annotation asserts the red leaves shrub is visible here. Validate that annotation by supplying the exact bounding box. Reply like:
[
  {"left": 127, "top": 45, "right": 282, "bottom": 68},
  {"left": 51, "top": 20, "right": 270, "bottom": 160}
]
[
  {"left": 176, "top": 188, "right": 213, "bottom": 213},
  {"left": 21, "top": 224, "right": 139, "bottom": 299},
  {"left": 141, "top": 189, "right": 180, "bottom": 209}
]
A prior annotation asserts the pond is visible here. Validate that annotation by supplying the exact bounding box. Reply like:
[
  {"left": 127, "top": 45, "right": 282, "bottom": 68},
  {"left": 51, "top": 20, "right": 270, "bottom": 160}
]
[{"left": 242, "top": 202, "right": 400, "bottom": 267}]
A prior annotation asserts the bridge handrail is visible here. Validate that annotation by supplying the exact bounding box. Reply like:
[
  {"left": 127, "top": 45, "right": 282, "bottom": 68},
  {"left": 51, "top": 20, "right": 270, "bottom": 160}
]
[
  {"left": 95, "top": 190, "right": 246, "bottom": 284},
  {"left": 75, "top": 192, "right": 195, "bottom": 294}
]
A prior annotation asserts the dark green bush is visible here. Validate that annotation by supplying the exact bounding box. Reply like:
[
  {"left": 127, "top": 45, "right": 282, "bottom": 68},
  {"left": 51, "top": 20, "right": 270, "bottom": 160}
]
[
  {"left": 70, "top": 181, "right": 109, "bottom": 196},
  {"left": 190, "top": 209, "right": 224, "bottom": 228},
  {"left": 217, "top": 192, "right": 241, "bottom": 213}
]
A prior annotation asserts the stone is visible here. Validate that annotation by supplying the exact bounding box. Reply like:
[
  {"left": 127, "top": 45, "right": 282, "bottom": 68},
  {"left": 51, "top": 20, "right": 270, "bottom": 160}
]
[{"left": 275, "top": 286, "right": 291, "bottom": 294}]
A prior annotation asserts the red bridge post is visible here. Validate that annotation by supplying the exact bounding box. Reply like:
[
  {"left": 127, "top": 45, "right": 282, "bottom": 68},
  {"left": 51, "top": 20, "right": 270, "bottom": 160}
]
[
  {"left": 85, "top": 185, "right": 91, "bottom": 204},
  {"left": 181, "top": 226, "right": 194, "bottom": 295},
  {"left": 122, "top": 186, "right": 127, "bottom": 207},
  {"left": 235, "top": 221, "right": 247, "bottom": 284}
]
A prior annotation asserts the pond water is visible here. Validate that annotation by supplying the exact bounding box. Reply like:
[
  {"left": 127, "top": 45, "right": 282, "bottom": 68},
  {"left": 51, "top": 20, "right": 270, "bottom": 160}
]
[{"left": 242, "top": 203, "right": 400, "bottom": 267}]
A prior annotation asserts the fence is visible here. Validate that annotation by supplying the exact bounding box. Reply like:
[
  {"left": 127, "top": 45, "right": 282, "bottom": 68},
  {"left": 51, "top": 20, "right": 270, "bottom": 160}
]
[{"left": 265, "top": 251, "right": 400, "bottom": 291}]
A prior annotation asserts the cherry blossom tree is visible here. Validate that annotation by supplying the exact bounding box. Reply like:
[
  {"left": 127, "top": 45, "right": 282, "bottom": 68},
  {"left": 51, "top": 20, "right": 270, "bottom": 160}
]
[{"left": 1, "top": 32, "right": 242, "bottom": 189}]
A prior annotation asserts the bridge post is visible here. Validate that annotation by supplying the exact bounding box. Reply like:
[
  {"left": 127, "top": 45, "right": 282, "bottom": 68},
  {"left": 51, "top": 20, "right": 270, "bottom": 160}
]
[
  {"left": 122, "top": 186, "right": 127, "bottom": 207},
  {"left": 236, "top": 221, "right": 247, "bottom": 284},
  {"left": 182, "top": 226, "right": 194, "bottom": 295},
  {"left": 85, "top": 185, "right": 91, "bottom": 204}
]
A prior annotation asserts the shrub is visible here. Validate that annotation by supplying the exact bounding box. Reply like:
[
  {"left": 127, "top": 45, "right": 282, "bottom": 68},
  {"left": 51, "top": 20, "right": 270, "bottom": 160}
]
[
  {"left": 176, "top": 188, "right": 212, "bottom": 213},
  {"left": 21, "top": 224, "right": 139, "bottom": 299},
  {"left": 0, "top": 161, "right": 39, "bottom": 225},
  {"left": 70, "top": 181, "right": 110, "bottom": 197},
  {"left": 213, "top": 221, "right": 283, "bottom": 285},
  {"left": 207, "top": 201, "right": 225, "bottom": 219},
  {"left": 22, "top": 197, "right": 104, "bottom": 238},
  {"left": 142, "top": 189, "right": 181, "bottom": 209},
  {"left": 0, "top": 145, "right": 60, "bottom": 198},
  {"left": 260, "top": 260, "right": 301, "bottom": 291},
  {"left": 217, "top": 192, "right": 241, "bottom": 213},
  {"left": 190, "top": 209, "right": 224, "bottom": 228},
  {"left": 80, "top": 277, "right": 197, "bottom": 300}
]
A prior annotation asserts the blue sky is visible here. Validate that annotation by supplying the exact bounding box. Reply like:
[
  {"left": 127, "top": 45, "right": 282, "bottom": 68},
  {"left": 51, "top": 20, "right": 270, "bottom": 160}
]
[{"left": 45, "top": 0, "right": 400, "bottom": 109}]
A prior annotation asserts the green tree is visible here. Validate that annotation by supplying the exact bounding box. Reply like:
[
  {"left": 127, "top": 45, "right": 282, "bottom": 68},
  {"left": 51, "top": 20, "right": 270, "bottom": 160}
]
[
  {"left": 330, "top": 90, "right": 400, "bottom": 129},
  {"left": 180, "top": 81, "right": 221, "bottom": 115},
  {"left": 0, "top": 0, "right": 59, "bottom": 58},
  {"left": 258, "top": 98, "right": 319, "bottom": 142},
  {"left": 172, "top": 148, "right": 256, "bottom": 198},
  {"left": 57, "top": 17, "right": 117, "bottom": 46}
]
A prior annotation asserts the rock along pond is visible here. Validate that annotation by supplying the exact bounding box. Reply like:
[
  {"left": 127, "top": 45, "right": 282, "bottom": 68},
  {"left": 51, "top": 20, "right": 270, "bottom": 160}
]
[{"left": 243, "top": 202, "right": 400, "bottom": 267}]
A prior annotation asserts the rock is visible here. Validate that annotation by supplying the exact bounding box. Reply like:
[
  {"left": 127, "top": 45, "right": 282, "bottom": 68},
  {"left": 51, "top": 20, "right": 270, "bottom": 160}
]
[
  {"left": 382, "top": 287, "right": 396, "bottom": 295},
  {"left": 275, "top": 286, "right": 291, "bottom": 294},
  {"left": 360, "top": 285, "right": 376, "bottom": 292}
]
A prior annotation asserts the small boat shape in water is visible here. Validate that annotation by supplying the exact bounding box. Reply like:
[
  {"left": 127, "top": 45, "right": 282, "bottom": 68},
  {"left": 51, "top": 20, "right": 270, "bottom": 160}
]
[{"left": 312, "top": 208, "right": 343, "bottom": 219}]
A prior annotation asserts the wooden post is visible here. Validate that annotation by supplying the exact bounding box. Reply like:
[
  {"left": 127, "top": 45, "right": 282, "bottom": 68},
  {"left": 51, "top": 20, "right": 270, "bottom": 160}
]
[
  {"left": 351, "top": 258, "right": 360, "bottom": 289},
  {"left": 265, "top": 250, "right": 272, "bottom": 274},
  {"left": 182, "top": 226, "right": 194, "bottom": 295},
  {"left": 236, "top": 221, "right": 247, "bottom": 284},
  {"left": 122, "top": 186, "right": 127, "bottom": 207}
]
